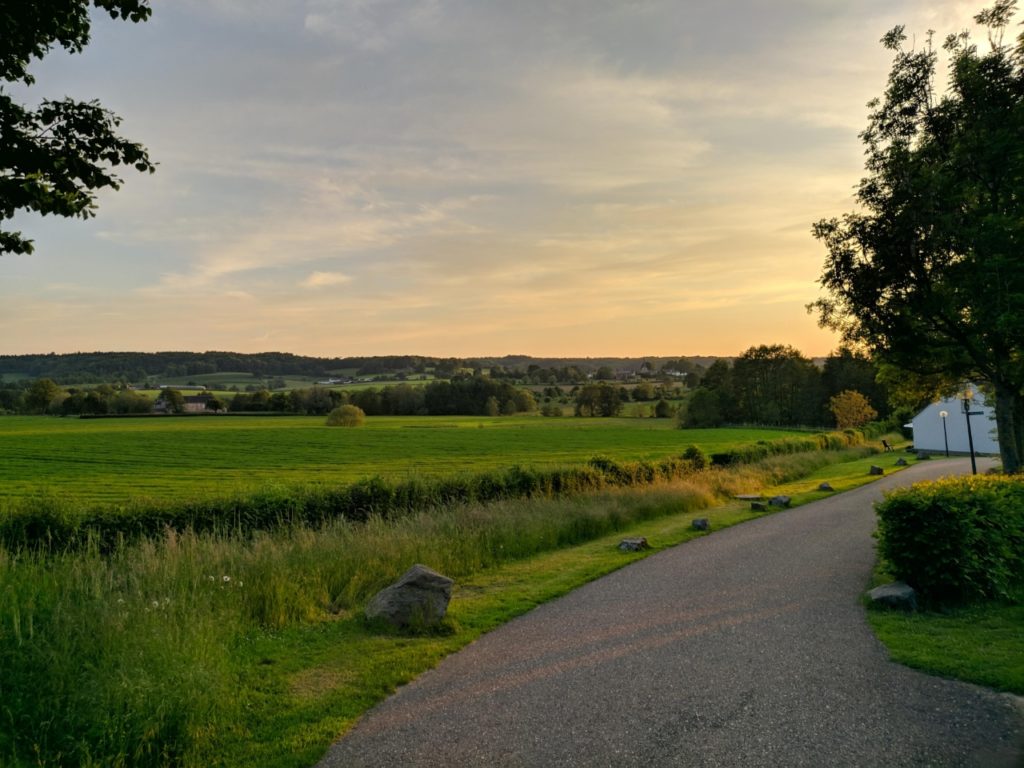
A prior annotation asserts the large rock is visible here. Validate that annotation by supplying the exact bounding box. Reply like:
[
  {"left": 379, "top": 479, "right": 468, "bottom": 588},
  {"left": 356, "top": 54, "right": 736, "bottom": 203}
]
[
  {"left": 818, "top": 482, "right": 835, "bottom": 492},
  {"left": 868, "top": 582, "right": 917, "bottom": 612},
  {"left": 618, "top": 537, "right": 650, "bottom": 551},
  {"left": 365, "top": 564, "right": 454, "bottom": 629},
  {"left": 868, "top": 465, "right": 884, "bottom": 476},
  {"left": 895, "top": 457, "right": 908, "bottom": 467},
  {"left": 691, "top": 518, "right": 709, "bottom": 531},
  {"left": 769, "top": 495, "right": 791, "bottom": 508}
]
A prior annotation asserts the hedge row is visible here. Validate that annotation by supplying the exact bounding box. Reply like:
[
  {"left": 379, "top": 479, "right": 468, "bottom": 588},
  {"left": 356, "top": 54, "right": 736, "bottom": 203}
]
[
  {"left": 709, "top": 428, "right": 868, "bottom": 466},
  {"left": 876, "top": 475, "right": 1024, "bottom": 606},
  {"left": 1, "top": 430, "right": 869, "bottom": 552}
]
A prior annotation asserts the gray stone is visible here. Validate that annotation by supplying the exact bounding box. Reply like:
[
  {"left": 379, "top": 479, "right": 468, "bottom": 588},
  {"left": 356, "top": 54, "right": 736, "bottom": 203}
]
[
  {"left": 818, "top": 482, "right": 835, "bottom": 492},
  {"left": 916, "top": 451, "right": 932, "bottom": 460},
  {"left": 618, "top": 537, "right": 650, "bottom": 552},
  {"left": 365, "top": 564, "right": 454, "bottom": 629},
  {"left": 895, "top": 457, "right": 908, "bottom": 466},
  {"left": 769, "top": 495, "right": 791, "bottom": 508},
  {"left": 751, "top": 501, "right": 767, "bottom": 511},
  {"left": 868, "top": 582, "right": 917, "bottom": 612},
  {"left": 868, "top": 465, "right": 884, "bottom": 476},
  {"left": 691, "top": 518, "right": 709, "bottom": 531}
]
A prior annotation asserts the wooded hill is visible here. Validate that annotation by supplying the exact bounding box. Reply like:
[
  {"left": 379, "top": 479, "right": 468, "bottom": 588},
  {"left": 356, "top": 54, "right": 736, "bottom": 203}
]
[{"left": 0, "top": 352, "right": 723, "bottom": 384}]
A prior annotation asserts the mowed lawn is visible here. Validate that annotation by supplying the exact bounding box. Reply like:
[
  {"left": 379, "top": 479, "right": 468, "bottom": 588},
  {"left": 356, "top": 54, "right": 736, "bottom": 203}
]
[{"left": 0, "top": 415, "right": 800, "bottom": 505}]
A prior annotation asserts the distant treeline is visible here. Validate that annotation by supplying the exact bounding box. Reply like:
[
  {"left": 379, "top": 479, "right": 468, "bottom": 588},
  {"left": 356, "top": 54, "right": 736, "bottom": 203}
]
[
  {"left": 1, "top": 376, "right": 543, "bottom": 418},
  {"left": 231, "top": 378, "right": 539, "bottom": 417},
  {"left": 678, "top": 345, "right": 890, "bottom": 428},
  {"left": 0, "top": 351, "right": 713, "bottom": 385}
]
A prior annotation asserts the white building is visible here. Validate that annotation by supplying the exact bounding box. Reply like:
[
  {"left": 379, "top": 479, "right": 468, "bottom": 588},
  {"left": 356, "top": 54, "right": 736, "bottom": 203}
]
[{"left": 910, "top": 388, "right": 999, "bottom": 455}]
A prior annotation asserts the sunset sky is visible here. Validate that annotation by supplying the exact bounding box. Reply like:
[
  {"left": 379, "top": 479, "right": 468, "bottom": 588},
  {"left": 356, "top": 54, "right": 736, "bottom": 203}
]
[{"left": 2, "top": 1, "right": 982, "bottom": 359}]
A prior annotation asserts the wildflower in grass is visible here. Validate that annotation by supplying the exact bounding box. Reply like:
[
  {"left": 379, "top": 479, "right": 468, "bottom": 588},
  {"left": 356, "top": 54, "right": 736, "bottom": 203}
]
[{"left": 222, "top": 575, "right": 231, "bottom": 583}]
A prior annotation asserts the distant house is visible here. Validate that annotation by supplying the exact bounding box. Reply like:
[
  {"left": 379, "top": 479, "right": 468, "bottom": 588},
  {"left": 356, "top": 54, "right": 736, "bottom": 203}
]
[
  {"left": 910, "top": 388, "right": 999, "bottom": 455},
  {"left": 614, "top": 364, "right": 655, "bottom": 382},
  {"left": 184, "top": 394, "right": 217, "bottom": 413}
]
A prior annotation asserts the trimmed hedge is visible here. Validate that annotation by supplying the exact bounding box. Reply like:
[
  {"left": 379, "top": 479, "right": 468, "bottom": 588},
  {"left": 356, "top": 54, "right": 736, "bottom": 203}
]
[
  {"left": 1, "top": 430, "right": 873, "bottom": 552},
  {"left": 876, "top": 476, "right": 1024, "bottom": 605}
]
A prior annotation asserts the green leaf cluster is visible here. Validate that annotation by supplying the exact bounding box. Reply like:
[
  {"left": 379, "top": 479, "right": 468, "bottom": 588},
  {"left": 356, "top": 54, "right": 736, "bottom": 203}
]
[
  {"left": 1, "top": 1, "right": 154, "bottom": 254},
  {"left": 876, "top": 475, "right": 1024, "bottom": 605},
  {"left": 812, "top": 2, "right": 1024, "bottom": 472}
]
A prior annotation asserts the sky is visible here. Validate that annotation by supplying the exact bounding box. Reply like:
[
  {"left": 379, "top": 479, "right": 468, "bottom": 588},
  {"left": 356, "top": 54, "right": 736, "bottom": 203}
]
[{"left": 1, "top": 0, "right": 983, "bottom": 359}]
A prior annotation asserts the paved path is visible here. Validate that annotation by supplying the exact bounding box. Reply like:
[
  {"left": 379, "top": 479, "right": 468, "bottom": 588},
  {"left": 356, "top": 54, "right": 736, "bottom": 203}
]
[{"left": 320, "top": 458, "right": 1023, "bottom": 767}]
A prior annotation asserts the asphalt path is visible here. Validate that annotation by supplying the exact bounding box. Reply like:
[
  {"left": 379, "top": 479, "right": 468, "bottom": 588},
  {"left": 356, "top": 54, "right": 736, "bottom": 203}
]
[{"left": 320, "top": 458, "right": 1023, "bottom": 767}]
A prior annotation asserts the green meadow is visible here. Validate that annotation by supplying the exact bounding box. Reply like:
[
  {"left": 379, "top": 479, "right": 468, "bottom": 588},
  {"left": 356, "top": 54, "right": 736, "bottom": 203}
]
[
  {"left": 0, "top": 436, "right": 896, "bottom": 767},
  {"left": 0, "top": 415, "right": 799, "bottom": 505}
]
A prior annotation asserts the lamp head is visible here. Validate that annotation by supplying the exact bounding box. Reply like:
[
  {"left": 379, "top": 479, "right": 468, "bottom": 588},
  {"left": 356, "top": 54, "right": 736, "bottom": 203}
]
[{"left": 939, "top": 410, "right": 948, "bottom": 418}]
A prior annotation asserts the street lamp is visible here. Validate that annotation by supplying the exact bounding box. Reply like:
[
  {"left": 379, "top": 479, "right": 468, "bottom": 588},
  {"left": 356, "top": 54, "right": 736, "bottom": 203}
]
[
  {"left": 961, "top": 386, "right": 980, "bottom": 475},
  {"left": 939, "top": 410, "right": 950, "bottom": 457}
]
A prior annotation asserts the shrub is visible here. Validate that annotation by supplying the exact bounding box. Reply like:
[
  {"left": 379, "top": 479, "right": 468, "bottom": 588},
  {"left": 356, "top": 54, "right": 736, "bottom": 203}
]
[
  {"left": 682, "top": 445, "right": 709, "bottom": 470},
  {"left": 876, "top": 476, "right": 1024, "bottom": 605},
  {"left": 326, "top": 404, "right": 366, "bottom": 427},
  {"left": 829, "top": 389, "right": 878, "bottom": 429}
]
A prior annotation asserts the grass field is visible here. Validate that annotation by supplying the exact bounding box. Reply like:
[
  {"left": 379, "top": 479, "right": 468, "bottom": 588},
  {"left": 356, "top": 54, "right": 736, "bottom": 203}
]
[
  {"left": 0, "top": 443, "right": 898, "bottom": 767},
  {"left": 0, "top": 416, "right": 800, "bottom": 505}
]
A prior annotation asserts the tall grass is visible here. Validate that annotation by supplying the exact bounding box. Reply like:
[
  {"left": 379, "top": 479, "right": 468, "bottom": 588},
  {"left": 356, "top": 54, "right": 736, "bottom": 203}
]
[
  {"left": 0, "top": 437, "right": 881, "bottom": 766},
  {"left": 0, "top": 430, "right": 871, "bottom": 552},
  {"left": 0, "top": 540, "right": 240, "bottom": 766}
]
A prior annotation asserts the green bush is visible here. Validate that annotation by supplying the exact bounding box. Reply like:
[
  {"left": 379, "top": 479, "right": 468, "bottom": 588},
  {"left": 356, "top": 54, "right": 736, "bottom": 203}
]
[
  {"left": 876, "top": 476, "right": 1024, "bottom": 605},
  {"left": 326, "top": 404, "right": 366, "bottom": 427},
  {"left": 682, "top": 445, "right": 709, "bottom": 470}
]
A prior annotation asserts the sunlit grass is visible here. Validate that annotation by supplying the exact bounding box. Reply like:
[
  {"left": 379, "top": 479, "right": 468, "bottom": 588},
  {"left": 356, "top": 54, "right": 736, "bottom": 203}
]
[
  {"left": 0, "top": 415, "right": 802, "bottom": 505},
  {"left": 0, "top": 440, "right": 903, "bottom": 767}
]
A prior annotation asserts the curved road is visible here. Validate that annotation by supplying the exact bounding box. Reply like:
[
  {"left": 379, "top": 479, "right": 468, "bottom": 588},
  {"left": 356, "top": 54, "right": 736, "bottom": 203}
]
[{"left": 321, "top": 458, "right": 1022, "bottom": 767}]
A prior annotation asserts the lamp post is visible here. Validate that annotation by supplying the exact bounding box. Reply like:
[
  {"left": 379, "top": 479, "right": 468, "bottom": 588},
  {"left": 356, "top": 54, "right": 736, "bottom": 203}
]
[
  {"left": 961, "top": 387, "right": 979, "bottom": 475},
  {"left": 939, "top": 410, "right": 949, "bottom": 457}
]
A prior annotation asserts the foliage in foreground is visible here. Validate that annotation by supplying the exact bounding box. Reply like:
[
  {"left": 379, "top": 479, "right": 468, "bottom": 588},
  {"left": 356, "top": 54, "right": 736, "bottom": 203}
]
[
  {"left": 811, "top": 3, "right": 1024, "bottom": 473},
  {"left": 2, "top": 1, "right": 155, "bottom": 255},
  {"left": 876, "top": 475, "right": 1024, "bottom": 606},
  {"left": 0, "top": 444, "right": 883, "bottom": 766}
]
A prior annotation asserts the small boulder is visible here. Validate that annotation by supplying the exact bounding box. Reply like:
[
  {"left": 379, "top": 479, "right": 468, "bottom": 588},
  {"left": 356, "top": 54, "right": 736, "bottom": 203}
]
[
  {"left": 868, "top": 582, "right": 917, "bottom": 612},
  {"left": 916, "top": 451, "right": 931, "bottom": 461},
  {"left": 895, "top": 457, "right": 908, "bottom": 467},
  {"left": 691, "top": 518, "right": 709, "bottom": 531},
  {"left": 769, "top": 495, "right": 791, "bottom": 508},
  {"left": 751, "top": 501, "right": 767, "bottom": 511},
  {"left": 365, "top": 564, "right": 454, "bottom": 629},
  {"left": 618, "top": 537, "right": 650, "bottom": 552},
  {"left": 868, "top": 465, "right": 884, "bottom": 476},
  {"left": 818, "top": 482, "right": 835, "bottom": 492}
]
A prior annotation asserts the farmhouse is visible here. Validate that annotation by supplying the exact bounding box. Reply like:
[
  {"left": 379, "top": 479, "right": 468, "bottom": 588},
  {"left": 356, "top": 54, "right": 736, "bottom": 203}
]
[
  {"left": 910, "top": 388, "right": 999, "bottom": 455},
  {"left": 184, "top": 394, "right": 217, "bottom": 413}
]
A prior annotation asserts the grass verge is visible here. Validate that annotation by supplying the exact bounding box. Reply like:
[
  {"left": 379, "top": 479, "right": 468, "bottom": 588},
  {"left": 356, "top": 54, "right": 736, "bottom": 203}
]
[
  {"left": 0, "top": 440, "right": 910, "bottom": 767},
  {"left": 216, "top": 447, "right": 912, "bottom": 767},
  {"left": 867, "top": 574, "right": 1024, "bottom": 696}
]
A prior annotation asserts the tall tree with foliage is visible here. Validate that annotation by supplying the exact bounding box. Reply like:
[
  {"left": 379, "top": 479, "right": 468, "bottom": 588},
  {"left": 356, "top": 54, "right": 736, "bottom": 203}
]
[
  {"left": 811, "top": 2, "right": 1024, "bottom": 473},
  {"left": 1, "top": 1, "right": 155, "bottom": 255},
  {"left": 732, "top": 344, "right": 823, "bottom": 426}
]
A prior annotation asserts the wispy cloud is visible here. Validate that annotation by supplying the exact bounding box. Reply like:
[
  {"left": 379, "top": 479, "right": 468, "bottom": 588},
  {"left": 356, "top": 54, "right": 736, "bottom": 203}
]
[
  {"left": 2, "top": 0, "right": 983, "bottom": 356},
  {"left": 301, "top": 271, "right": 352, "bottom": 288}
]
